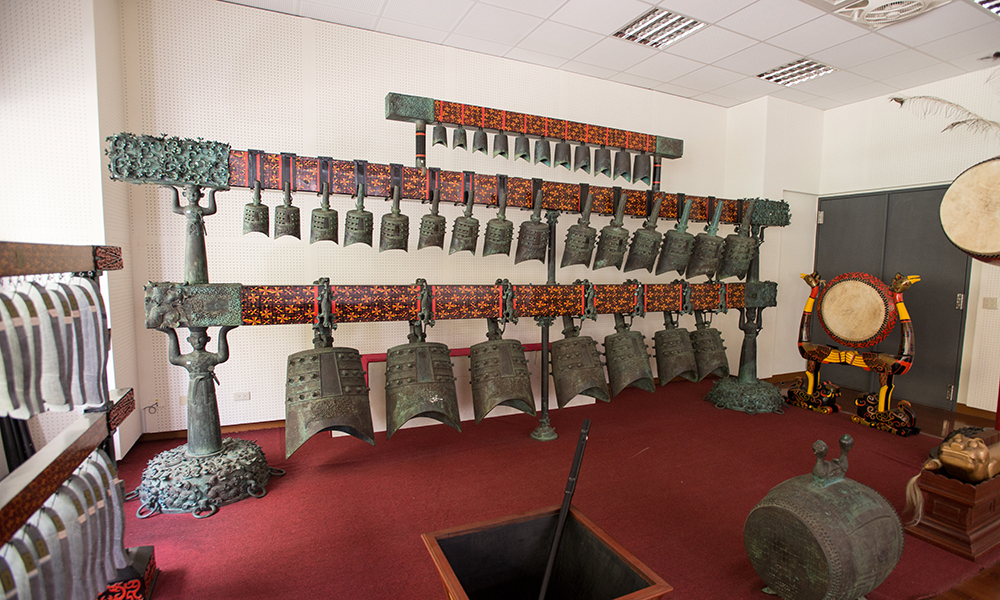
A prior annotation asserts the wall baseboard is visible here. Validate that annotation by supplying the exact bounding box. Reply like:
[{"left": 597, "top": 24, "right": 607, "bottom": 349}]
[{"left": 138, "top": 419, "right": 286, "bottom": 443}]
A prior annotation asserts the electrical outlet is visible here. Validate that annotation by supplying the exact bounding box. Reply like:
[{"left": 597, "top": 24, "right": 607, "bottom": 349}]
[
  {"left": 984, "top": 297, "right": 998, "bottom": 310},
  {"left": 179, "top": 395, "right": 187, "bottom": 406},
  {"left": 234, "top": 392, "right": 251, "bottom": 401}
]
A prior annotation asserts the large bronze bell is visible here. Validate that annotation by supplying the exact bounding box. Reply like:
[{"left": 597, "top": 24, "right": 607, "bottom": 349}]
[
  {"left": 344, "top": 183, "right": 374, "bottom": 247},
  {"left": 472, "top": 129, "right": 488, "bottom": 154},
  {"left": 493, "top": 132, "right": 509, "bottom": 159},
  {"left": 560, "top": 191, "right": 597, "bottom": 268},
  {"left": 653, "top": 312, "right": 697, "bottom": 384},
  {"left": 604, "top": 314, "right": 654, "bottom": 397},
  {"left": 385, "top": 324, "right": 461, "bottom": 439},
  {"left": 613, "top": 150, "right": 632, "bottom": 182},
  {"left": 594, "top": 147, "right": 612, "bottom": 177},
  {"left": 623, "top": 194, "right": 663, "bottom": 273},
  {"left": 592, "top": 189, "right": 630, "bottom": 270},
  {"left": 243, "top": 181, "right": 269, "bottom": 236},
  {"left": 655, "top": 195, "right": 694, "bottom": 276},
  {"left": 686, "top": 199, "right": 725, "bottom": 280},
  {"left": 379, "top": 184, "right": 409, "bottom": 252},
  {"left": 432, "top": 123, "right": 448, "bottom": 146},
  {"left": 469, "top": 319, "right": 535, "bottom": 423},
  {"left": 285, "top": 346, "right": 375, "bottom": 459},
  {"left": 453, "top": 126, "right": 467, "bottom": 150},
  {"left": 574, "top": 145, "right": 591, "bottom": 174},
  {"left": 717, "top": 200, "right": 758, "bottom": 281},
  {"left": 418, "top": 173, "right": 446, "bottom": 250},
  {"left": 690, "top": 311, "right": 729, "bottom": 382},
  {"left": 514, "top": 134, "right": 530, "bottom": 161},
  {"left": 449, "top": 181, "right": 479, "bottom": 255},
  {"left": 534, "top": 139, "right": 551, "bottom": 167},
  {"left": 550, "top": 315, "right": 609, "bottom": 408},
  {"left": 483, "top": 178, "right": 513, "bottom": 257},
  {"left": 514, "top": 189, "right": 548, "bottom": 264},
  {"left": 310, "top": 182, "right": 338, "bottom": 244},
  {"left": 553, "top": 141, "right": 571, "bottom": 169},
  {"left": 274, "top": 182, "right": 301, "bottom": 239},
  {"left": 633, "top": 153, "right": 652, "bottom": 186}
]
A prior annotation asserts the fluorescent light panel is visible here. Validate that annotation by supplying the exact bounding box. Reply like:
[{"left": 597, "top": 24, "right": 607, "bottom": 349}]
[
  {"left": 614, "top": 9, "right": 706, "bottom": 49},
  {"left": 757, "top": 58, "right": 837, "bottom": 86},
  {"left": 977, "top": 0, "right": 1000, "bottom": 15}
]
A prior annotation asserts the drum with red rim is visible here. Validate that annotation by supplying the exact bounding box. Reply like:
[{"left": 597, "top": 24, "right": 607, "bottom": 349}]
[
  {"left": 940, "top": 156, "right": 1000, "bottom": 264},
  {"left": 815, "top": 272, "right": 897, "bottom": 348}
]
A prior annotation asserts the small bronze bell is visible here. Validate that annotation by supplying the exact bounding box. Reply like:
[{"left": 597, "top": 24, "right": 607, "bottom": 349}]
[
  {"left": 691, "top": 311, "right": 729, "bottom": 382},
  {"left": 717, "top": 200, "right": 758, "bottom": 281},
  {"left": 469, "top": 319, "right": 535, "bottom": 423},
  {"left": 561, "top": 191, "right": 598, "bottom": 268},
  {"left": 310, "top": 182, "right": 338, "bottom": 244},
  {"left": 594, "top": 147, "right": 612, "bottom": 177},
  {"left": 686, "top": 199, "right": 725, "bottom": 280},
  {"left": 514, "top": 134, "right": 531, "bottom": 161},
  {"left": 453, "top": 126, "right": 467, "bottom": 150},
  {"left": 653, "top": 312, "right": 697, "bottom": 384},
  {"left": 655, "top": 195, "right": 694, "bottom": 276},
  {"left": 550, "top": 315, "right": 610, "bottom": 408},
  {"left": 592, "top": 189, "right": 630, "bottom": 270},
  {"left": 534, "top": 139, "right": 551, "bottom": 167},
  {"left": 418, "top": 182, "right": 446, "bottom": 251},
  {"left": 344, "top": 183, "right": 374, "bottom": 247},
  {"left": 514, "top": 189, "right": 549, "bottom": 265},
  {"left": 242, "top": 180, "right": 269, "bottom": 236},
  {"left": 553, "top": 141, "right": 571, "bottom": 169},
  {"left": 613, "top": 150, "right": 632, "bottom": 182},
  {"left": 385, "top": 323, "right": 461, "bottom": 439},
  {"left": 623, "top": 194, "right": 663, "bottom": 273},
  {"left": 483, "top": 177, "right": 513, "bottom": 257},
  {"left": 493, "top": 132, "right": 509, "bottom": 159},
  {"left": 473, "top": 129, "right": 488, "bottom": 154},
  {"left": 574, "top": 145, "right": 591, "bottom": 174},
  {"left": 379, "top": 184, "right": 409, "bottom": 252},
  {"left": 274, "top": 182, "right": 301, "bottom": 239},
  {"left": 449, "top": 177, "right": 479, "bottom": 255},
  {"left": 604, "top": 314, "right": 654, "bottom": 397},
  {"left": 633, "top": 153, "right": 652, "bottom": 186},
  {"left": 432, "top": 123, "right": 448, "bottom": 146}
]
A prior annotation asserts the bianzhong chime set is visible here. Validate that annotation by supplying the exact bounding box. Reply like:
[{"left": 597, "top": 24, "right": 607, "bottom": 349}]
[{"left": 107, "top": 92, "right": 790, "bottom": 517}]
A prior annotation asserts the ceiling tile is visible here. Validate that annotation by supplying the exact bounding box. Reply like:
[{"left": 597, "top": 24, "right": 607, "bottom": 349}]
[
  {"left": 880, "top": 61, "right": 964, "bottom": 90},
  {"left": 573, "top": 37, "right": 660, "bottom": 71},
  {"left": 716, "top": 0, "right": 826, "bottom": 41},
  {"left": 609, "top": 72, "right": 663, "bottom": 89},
  {"left": 456, "top": 4, "right": 543, "bottom": 46},
  {"left": 515, "top": 20, "right": 604, "bottom": 59},
  {"left": 655, "top": 0, "right": 757, "bottom": 24},
  {"left": 789, "top": 69, "right": 871, "bottom": 95},
  {"left": 654, "top": 81, "right": 703, "bottom": 97},
  {"left": 712, "top": 42, "right": 800, "bottom": 76},
  {"left": 949, "top": 52, "right": 1000, "bottom": 72},
  {"left": 769, "top": 86, "right": 819, "bottom": 103},
  {"left": 548, "top": 0, "right": 655, "bottom": 35},
  {"left": 662, "top": 25, "right": 757, "bottom": 63},
  {"left": 375, "top": 17, "right": 450, "bottom": 43},
  {"left": 381, "top": 0, "right": 475, "bottom": 31},
  {"left": 301, "top": 0, "right": 386, "bottom": 15},
  {"left": 810, "top": 33, "right": 908, "bottom": 69},
  {"left": 444, "top": 32, "right": 512, "bottom": 56},
  {"left": 504, "top": 47, "right": 569, "bottom": 68},
  {"left": 668, "top": 65, "right": 745, "bottom": 92},
  {"left": 803, "top": 96, "right": 843, "bottom": 110},
  {"left": 300, "top": 2, "right": 379, "bottom": 28},
  {"left": 877, "top": 0, "right": 997, "bottom": 47},
  {"left": 917, "top": 21, "right": 1000, "bottom": 62},
  {"left": 850, "top": 49, "right": 940, "bottom": 81},
  {"left": 479, "top": 0, "right": 569, "bottom": 19},
  {"left": 824, "top": 80, "right": 896, "bottom": 104},
  {"left": 624, "top": 51, "right": 704, "bottom": 81},
  {"left": 692, "top": 91, "right": 745, "bottom": 107},
  {"left": 710, "top": 75, "right": 784, "bottom": 101},
  {"left": 560, "top": 60, "right": 619, "bottom": 79},
  {"left": 766, "top": 14, "right": 868, "bottom": 57}
]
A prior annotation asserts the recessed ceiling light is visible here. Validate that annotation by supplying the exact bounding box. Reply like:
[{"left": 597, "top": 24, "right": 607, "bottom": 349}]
[
  {"left": 613, "top": 8, "right": 706, "bottom": 50},
  {"left": 977, "top": 0, "right": 1000, "bottom": 16},
  {"left": 757, "top": 58, "right": 837, "bottom": 86}
]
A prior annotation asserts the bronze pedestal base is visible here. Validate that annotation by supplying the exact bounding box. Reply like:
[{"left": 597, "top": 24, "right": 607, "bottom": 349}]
[{"left": 704, "top": 377, "right": 784, "bottom": 415}]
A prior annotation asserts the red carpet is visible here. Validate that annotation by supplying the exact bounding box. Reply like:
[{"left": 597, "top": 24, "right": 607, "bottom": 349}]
[{"left": 117, "top": 380, "right": 1000, "bottom": 599}]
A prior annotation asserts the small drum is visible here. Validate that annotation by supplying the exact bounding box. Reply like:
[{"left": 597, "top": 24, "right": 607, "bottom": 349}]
[
  {"left": 815, "top": 272, "right": 897, "bottom": 348},
  {"left": 940, "top": 156, "right": 1000, "bottom": 264}
]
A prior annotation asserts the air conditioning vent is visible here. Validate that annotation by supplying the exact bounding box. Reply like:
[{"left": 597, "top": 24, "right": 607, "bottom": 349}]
[
  {"left": 613, "top": 8, "right": 706, "bottom": 50},
  {"left": 832, "top": 0, "right": 951, "bottom": 29}
]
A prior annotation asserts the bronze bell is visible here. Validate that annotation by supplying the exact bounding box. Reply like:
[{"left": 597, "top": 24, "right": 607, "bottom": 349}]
[
  {"left": 653, "top": 312, "right": 697, "bottom": 384},
  {"left": 656, "top": 195, "right": 694, "bottom": 276},
  {"left": 686, "top": 199, "right": 725, "bottom": 280},
  {"left": 243, "top": 181, "right": 269, "bottom": 236},
  {"left": 384, "top": 326, "right": 461, "bottom": 440},
  {"left": 604, "top": 314, "right": 654, "bottom": 397},
  {"left": 690, "top": 311, "right": 729, "bottom": 382},
  {"left": 717, "top": 200, "right": 758, "bottom": 281},
  {"left": 344, "top": 183, "right": 374, "bottom": 247},
  {"left": 473, "top": 129, "right": 488, "bottom": 154},
  {"left": 623, "top": 194, "right": 663, "bottom": 273},
  {"left": 493, "top": 132, "right": 509, "bottom": 159},
  {"left": 550, "top": 316, "right": 610, "bottom": 408},
  {"left": 594, "top": 147, "right": 612, "bottom": 177},
  {"left": 453, "top": 126, "right": 467, "bottom": 150},
  {"left": 574, "top": 145, "right": 591, "bottom": 174},
  {"left": 469, "top": 319, "right": 535, "bottom": 423},
  {"left": 592, "top": 189, "right": 630, "bottom": 270},
  {"left": 561, "top": 191, "right": 597, "bottom": 268},
  {"left": 554, "top": 141, "right": 571, "bottom": 169},
  {"left": 514, "top": 134, "right": 531, "bottom": 161},
  {"left": 449, "top": 182, "right": 479, "bottom": 255},
  {"left": 633, "top": 153, "right": 652, "bottom": 186},
  {"left": 432, "top": 123, "right": 448, "bottom": 146},
  {"left": 613, "top": 150, "right": 632, "bottom": 182},
  {"left": 310, "top": 182, "right": 338, "bottom": 244},
  {"left": 534, "top": 139, "right": 551, "bottom": 167},
  {"left": 274, "top": 182, "right": 301, "bottom": 239},
  {"left": 514, "top": 189, "right": 548, "bottom": 264},
  {"left": 418, "top": 182, "right": 446, "bottom": 250},
  {"left": 483, "top": 179, "right": 513, "bottom": 257},
  {"left": 285, "top": 346, "right": 375, "bottom": 459},
  {"left": 379, "top": 185, "right": 409, "bottom": 252}
]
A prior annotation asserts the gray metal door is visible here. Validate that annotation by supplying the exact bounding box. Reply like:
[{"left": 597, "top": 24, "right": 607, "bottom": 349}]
[{"left": 813, "top": 187, "right": 969, "bottom": 410}]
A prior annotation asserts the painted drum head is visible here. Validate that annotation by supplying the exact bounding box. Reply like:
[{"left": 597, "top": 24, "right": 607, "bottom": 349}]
[{"left": 816, "top": 272, "right": 896, "bottom": 347}]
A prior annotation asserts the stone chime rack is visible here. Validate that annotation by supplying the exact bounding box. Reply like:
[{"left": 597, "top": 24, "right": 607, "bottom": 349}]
[{"left": 0, "top": 241, "right": 155, "bottom": 600}]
